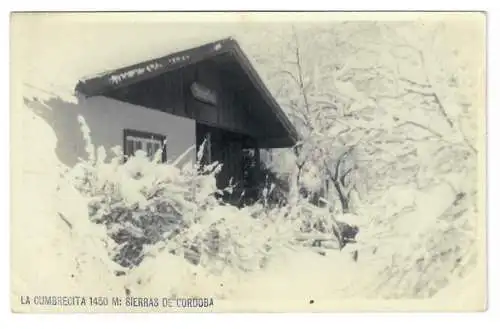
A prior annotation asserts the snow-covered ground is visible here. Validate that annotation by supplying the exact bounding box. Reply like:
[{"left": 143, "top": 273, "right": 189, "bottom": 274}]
[{"left": 12, "top": 105, "right": 484, "bottom": 311}]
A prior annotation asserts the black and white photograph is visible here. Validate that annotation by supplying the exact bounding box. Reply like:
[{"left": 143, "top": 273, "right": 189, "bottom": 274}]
[{"left": 9, "top": 11, "right": 486, "bottom": 312}]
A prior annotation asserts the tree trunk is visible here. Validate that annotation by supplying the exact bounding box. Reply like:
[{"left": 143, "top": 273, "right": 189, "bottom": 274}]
[{"left": 333, "top": 180, "right": 349, "bottom": 213}]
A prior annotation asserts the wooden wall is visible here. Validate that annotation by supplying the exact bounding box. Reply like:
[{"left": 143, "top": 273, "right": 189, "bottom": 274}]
[
  {"left": 183, "top": 61, "right": 258, "bottom": 137},
  {"left": 106, "top": 59, "right": 260, "bottom": 139}
]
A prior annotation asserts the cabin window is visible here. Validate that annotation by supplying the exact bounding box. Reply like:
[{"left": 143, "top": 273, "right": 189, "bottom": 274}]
[{"left": 123, "top": 129, "right": 167, "bottom": 162}]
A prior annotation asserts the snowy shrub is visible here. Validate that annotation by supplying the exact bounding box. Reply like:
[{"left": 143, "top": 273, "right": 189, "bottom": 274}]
[
  {"left": 63, "top": 116, "right": 295, "bottom": 275},
  {"left": 272, "top": 196, "right": 358, "bottom": 251}
]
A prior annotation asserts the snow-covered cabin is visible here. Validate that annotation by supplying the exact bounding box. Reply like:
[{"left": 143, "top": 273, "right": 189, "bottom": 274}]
[
  {"left": 75, "top": 37, "right": 298, "bottom": 188},
  {"left": 21, "top": 32, "right": 298, "bottom": 198}
]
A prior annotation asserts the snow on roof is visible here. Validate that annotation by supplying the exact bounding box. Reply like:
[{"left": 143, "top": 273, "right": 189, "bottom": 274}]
[
  {"left": 13, "top": 15, "right": 271, "bottom": 104},
  {"left": 75, "top": 37, "right": 236, "bottom": 96}
]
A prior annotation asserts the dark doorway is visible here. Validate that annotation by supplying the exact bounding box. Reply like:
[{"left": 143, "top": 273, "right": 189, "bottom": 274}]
[{"left": 196, "top": 123, "right": 261, "bottom": 205}]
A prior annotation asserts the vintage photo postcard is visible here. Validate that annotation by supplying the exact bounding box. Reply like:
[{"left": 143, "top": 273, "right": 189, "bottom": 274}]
[{"left": 10, "top": 11, "right": 486, "bottom": 312}]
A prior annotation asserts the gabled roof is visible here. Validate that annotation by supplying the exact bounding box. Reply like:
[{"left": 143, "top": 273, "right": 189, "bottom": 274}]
[{"left": 75, "top": 37, "right": 300, "bottom": 148}]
